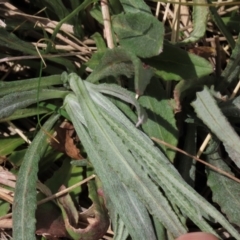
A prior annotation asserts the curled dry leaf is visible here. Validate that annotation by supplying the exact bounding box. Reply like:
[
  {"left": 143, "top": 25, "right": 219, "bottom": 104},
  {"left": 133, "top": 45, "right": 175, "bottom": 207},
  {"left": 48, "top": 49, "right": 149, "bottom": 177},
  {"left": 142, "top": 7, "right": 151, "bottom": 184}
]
[
  {"left": 57, "top": 182, "right": 109, "bottom": 240},
  {"left": 50, "top": 121, "right": 83, "bottom": 160}
]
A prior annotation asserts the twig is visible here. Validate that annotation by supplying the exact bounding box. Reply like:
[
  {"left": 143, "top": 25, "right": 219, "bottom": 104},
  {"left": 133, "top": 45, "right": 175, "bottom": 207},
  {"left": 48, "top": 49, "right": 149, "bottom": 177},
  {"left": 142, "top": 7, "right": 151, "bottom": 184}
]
[
  {"left": 101, "top": 0, "right": 114, "bottom": 49},
  {"left": 37, "top": 174, "right": 96, "bottom": 205},
  {"left": 152, "top": 137, "right": 240, "bottom": 184},
  {"left": 0, "top": 175, "right": 96, "bottom": 220},
  {"left": 7, "top": 121, "right": 31, "bottom": 144}
]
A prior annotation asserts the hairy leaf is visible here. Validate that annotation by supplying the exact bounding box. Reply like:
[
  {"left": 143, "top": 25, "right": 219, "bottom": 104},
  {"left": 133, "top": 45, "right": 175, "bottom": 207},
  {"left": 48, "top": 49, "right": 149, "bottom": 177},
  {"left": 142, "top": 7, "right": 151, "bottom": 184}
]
[
  {"left": 0, "top": 89, "right": 69, "bottom": 119},
  {"left": 13, "top": 114, "right": 59, "bottom": 240},
  {"left": 206, "top": 149, "right": 240, "bottom": 227},
  {"left": 119, "top": 0, "right": 151, "bottom": 14},
  {"left": 112, "top": 12, "right": 164, "bottom": 58},
  {"left": 0, "top": 75, "right": 62, "bottom": 97},
  {"left": 65, "top": 93, "right": 157, "bottom": 240},
  {"left": 191, "top": 87, "right": 240, "bottom": 168},
  {"left": 65, "top": 73, "right": 240, "bottom": 239},
  {"left": 86, "top": 47, "right": 153, "bottom": 95},
  {"left": 87, "top": 82, "right": 147, "bottom": 126}
]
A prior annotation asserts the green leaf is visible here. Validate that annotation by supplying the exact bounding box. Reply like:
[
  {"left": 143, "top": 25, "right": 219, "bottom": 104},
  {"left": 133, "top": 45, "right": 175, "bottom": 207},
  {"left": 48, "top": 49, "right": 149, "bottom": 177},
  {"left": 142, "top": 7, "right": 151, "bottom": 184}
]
[
  {"left": 86, "top": 33, "right": 107, "bottom": 70},
  {"left": 112, "top": 12, "right": 164, "bottom": 58},
  {"left": 0, "top": 200, "right": 10, "bottom": 219},
  {"left": 175, "top": 124, "right": 196, "bottom": 187},
  {"left": 65, "top": 94, "right": 159, "bottom": 240},
  {"left": 86, "top": 47, "right": 153, "bottom": 95},
  {"left": 88, "top": 82, "right": 147, "bottom": 126},
  {"left": 12, "top": 114, "right": 59, "bottom": 240},
  {"left": 222, "top": 11, "right": 240, "bottom": 33},
  {"left": 36, "top": 0, "right": 69, "bottom": 20},
  {"left": 145, "top": 41, "right": 213, "bottom": 81},
  {"left": 119, "top": 0, "right": 151, "bottom": 14},
  {"left": 206, "top": 148, "right": 240, "bottom": 227},
  {"left": 178, "top": 0, "right": 208, "bottom": 45},
  {"left": 207, "top": 0, "right": 235, "bottom": 49},
  {"left": 8, "top": 149, "right": 26, "bottom": 167},
  {"left": 139, "top": 78, "right": 178, "bottom": 161},
  {"left": 0, "top": 75, "right": 62, "bottom": 97},
  {"left": 65, "top": 73, "right": 240, "bottom": 239},
  {"left": 45, "top": 160, "right": 84, "bottom": 202},
  {"left": 0, "top": 89, "right": 69, "bottom": 119},
  {"left": 0, "top": 108, "right": 49, "bottom": 123},
  {"left": 0, "top": 137, "right": 24, "bottom": 156},
  {"left": 216, "top": 33, "right": 240, "bottom": 91},
  {"left": 191, "top": 87, "right": 240, "bottom": 168},
  {"left": 109, "top": 0, "right": 123, "bottom": 14},
  {"left": 66, "top": 75, "right": 185, "bottom": 237},
  {"left": 0, "top": 28, "right": 76, "bottom": 71}
]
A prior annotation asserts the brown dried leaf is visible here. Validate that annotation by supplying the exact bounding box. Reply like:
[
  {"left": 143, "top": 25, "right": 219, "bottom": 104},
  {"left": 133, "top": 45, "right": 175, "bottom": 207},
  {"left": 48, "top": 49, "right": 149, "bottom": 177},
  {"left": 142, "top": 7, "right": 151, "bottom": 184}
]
[
  {"left": 58, "top": 182, "right": 109, "bottom": 240},
  {"left": 36, "top": 202, "right": 70, "bottom": 239},
  {"left": 50, "top": 122, "right": 83, "bottom": 160}
]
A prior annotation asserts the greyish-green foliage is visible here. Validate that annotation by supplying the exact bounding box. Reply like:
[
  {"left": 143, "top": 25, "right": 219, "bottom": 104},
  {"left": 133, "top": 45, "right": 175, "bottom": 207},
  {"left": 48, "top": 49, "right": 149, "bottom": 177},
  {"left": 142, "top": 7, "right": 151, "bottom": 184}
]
[{"left": 0, "top": 0, "right": 240, "bottom": 239}]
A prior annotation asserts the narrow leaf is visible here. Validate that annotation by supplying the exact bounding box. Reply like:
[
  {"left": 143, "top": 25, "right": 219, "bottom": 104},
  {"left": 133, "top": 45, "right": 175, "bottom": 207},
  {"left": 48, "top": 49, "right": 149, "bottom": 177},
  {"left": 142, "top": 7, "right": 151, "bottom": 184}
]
[
  {"left": 66, "top": 75, "right": 186, "bottom": 237},
  {"left": 206, "top": 148, "right": 240, "bottom": 227},
  {"left": 0, "top": 89, "right": 69, "bottom": 119},
  {"left": 216, "top": 33, "right": 240, "bottom": 91},
  {"left": 87, "top": 82, "right": 147, "bottom": 126},
  {"left": 0, "top": 108, "right": 49, "bottom": 123},
  {"left": 191, "top": 86, "right": 240, "bottom": 168},
  {"left": 65, "top": 74, "right": 240, "bottom": 239},
  {"left": 13, "top": 114, "right": 59, "bottom": 240},
  {"left": 0, "top": 75, "right": 62, "bottom": 97},
  {"left": 0, "top": 137, "right": 24, "bottom": 156},
  {"left": 207, "top": 0, "right": 235, "bottom": 49},
  {"left": 64, "top": 94, "right": 157, "bottom": 240},
  {"left": 178, "top": 0, "right": 208, "bottom": 45}
]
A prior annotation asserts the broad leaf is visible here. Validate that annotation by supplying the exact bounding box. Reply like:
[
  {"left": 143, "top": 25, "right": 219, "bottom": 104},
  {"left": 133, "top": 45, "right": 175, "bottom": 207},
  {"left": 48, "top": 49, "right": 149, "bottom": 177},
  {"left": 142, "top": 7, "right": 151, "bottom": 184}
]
[
  {"left": 119, "top": 0, "right": 151, "bottom": 14},
  {"left": 145, "top": 41, "right": 213, "bottom": 81},
  {"left": 86, "top": 48, "right": 153, "bottom": 95},
  {"left": 112, "top": 12, "right": 164, "bottom": 58},
  {"left": 139, "top": 78, "right": 178, "bottom": 161}
]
